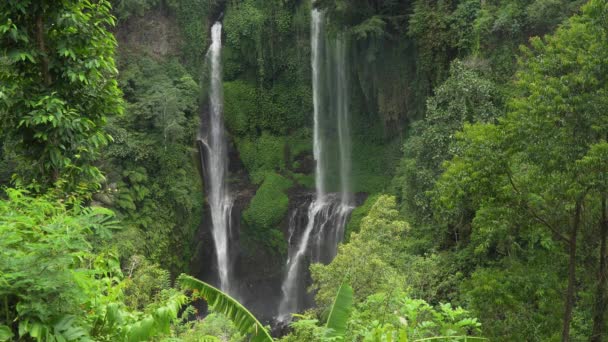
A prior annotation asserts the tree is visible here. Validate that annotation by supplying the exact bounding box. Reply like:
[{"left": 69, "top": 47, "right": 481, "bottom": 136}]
[
  {"left": 281, "top": 288, "right": 483, "bottom": 341},
  {"left": 310, "top": 195, "right": 409, "bottom": 309},
  {"left": 435, "top": 1, "right": 608, "bottom": 339},
  {"left": 0, "top": 0, "right": 123, "bottom": 192},
  {"left": 101, "top": 55, "right": 201, "bottom": 272},
  {"left": 395, "top": 59, "right": 501, "bottom": 234}
]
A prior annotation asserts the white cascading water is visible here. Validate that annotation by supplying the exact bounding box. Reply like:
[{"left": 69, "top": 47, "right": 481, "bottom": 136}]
[
  {"left": 335, "top": 37, "right": 352, "bottom": 207},
  {"left": 199, "top": 22, "right": 234, "bottom": 293},
  {"left": 277, "top": 9, "right": 354, "bottom": 321}
]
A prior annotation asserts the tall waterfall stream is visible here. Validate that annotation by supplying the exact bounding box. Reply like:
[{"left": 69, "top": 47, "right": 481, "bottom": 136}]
[
  {"left": 198, "top": 21, "right": 235, "bottom": 294},
  {"left": 277, "top": 9, "right": 354, "bottom": 321}
]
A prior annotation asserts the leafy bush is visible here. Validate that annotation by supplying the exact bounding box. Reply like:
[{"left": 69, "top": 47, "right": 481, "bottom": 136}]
[
  {"left": 0, "top": 188, "right": 187, "bottom": 341},
  {"left": 311, "top": 195, "right": 409, "bottom": 309},
  {"left": 344, "top": 193, "right": 380, "bottom": 241},
  {"left": 395, "top": 60, "right": 501, "bottom": 229},
  {"left": 123, "top": 255, "right": 172, "bottom": 311},
  {"left": 0, "top": 0, "right": 123, "bottom": 192},
  {"left": 281, "top": 291, "right": 482, "bottom": 341},
  {"left": 224, "top": 81, "right": 259, "bottom": 136},
  {"left": 104, "top": 54, "right": 202, "bottom": 273},
  {"left": 236, "top": 132, "right": 287, "bottom": 184},
  {"left": 177, "top": 313, "right": 245, "bottom": 342},
  {"left": 350, "top": 292, "right": 482, "bottom": 340}
]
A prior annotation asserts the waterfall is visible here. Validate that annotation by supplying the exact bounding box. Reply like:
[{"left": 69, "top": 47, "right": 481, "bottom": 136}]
[
  {"left": 312, "top": 9, "right": 326, "bottom": 199},
  {"left": 198, "top": 22, "right": 234, "bottom": 293},
  {"left": 277, "top": 10, "right": 354, "bottom": 321},
  {"left": 335, "top": 37, "right": 352, "bottom": 207}
]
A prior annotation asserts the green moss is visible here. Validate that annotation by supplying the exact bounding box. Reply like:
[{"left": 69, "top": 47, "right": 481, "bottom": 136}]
[
  {"left": 292, "top": 172, "right": 314, "bottom": 189},
  {"left": 166, "top": 0, "right": 213, "bottom": 77},
  {"left": 223, "top": 81, "right": 258, "bottom": 136},
  {"left": 351, "top": 137, "right": 402, "bottom": 194},
  {"left": 266, "top": 83, "right": 312, "bottom": 134},
  {"left": 236, "top": 132, "right": 287, "bottom": 184},
  {"left": 243, "top": 172, "right": 292, "bottom": 229},
  {"left": 242, "top": 173, "right": 292, "bottom": 254},
  {"left": 286, "top": 128, "right": 312, "bottom": 158},
  {"left": 224, "top": 78, "right": 312, "bottom": 137},
  {"left": 344, "top": 193, "right": 381, "bottom": 241}
]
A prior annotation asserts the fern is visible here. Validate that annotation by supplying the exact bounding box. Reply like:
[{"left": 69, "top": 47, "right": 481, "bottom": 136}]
[
  {"left": 17, "top": 316, "right": 89, "bottom": 342},
  {"left": 122, "top": 293, "right": 187, "bottom": 342},
  {"left": 178, "top": 274, "right": 273, "bottom": 342}
]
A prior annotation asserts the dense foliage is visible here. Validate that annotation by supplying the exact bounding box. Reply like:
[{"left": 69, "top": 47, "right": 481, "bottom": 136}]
[
  {"left": 101, "top": 53, "right": 202, "bottom": 272},
  {"left": 0, "top": 0, "right": 123, "bottom": 193},
  {"left": 0, "top": 189, "right": 189, "bottom": 341},
  {"left": 2, "top": 0, "right": 608, "bottom": 341}
]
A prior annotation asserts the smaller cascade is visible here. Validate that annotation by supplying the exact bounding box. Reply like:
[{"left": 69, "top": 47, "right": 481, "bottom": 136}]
[
  {"left": 278, "top": 199, "right": 325, "bottom": 320},
  {"left": 198, "top": 21, "right": 234, "bottom": 293}
]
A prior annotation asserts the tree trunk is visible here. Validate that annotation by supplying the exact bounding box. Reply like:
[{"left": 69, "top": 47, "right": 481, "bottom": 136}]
[
  {"left": 562, "top": 198, "right": 583, "bottom": 342},
  {"left": 36, "top": 14, "right": 51, "bottom": 86},
  {"left": 591, "top": 196, "right": 608, "bottom": 342}
]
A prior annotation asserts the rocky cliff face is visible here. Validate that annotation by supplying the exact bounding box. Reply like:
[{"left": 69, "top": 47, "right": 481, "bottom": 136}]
[{"left": 115, "top": 8, "right": 182, "bottom": 59}]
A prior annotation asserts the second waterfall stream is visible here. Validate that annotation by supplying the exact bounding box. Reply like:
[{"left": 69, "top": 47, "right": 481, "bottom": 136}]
[{"left": 277, "top": 9, "right": 354, "bottom": 321}]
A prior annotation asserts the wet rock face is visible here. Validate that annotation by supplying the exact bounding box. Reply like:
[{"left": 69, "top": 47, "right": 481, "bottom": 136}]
[
  {"left": 115, "top": 9, "right": 182, "bottom": 58},
  {"left": 291, "top": 152, "right": 315, "bottom": 174}
]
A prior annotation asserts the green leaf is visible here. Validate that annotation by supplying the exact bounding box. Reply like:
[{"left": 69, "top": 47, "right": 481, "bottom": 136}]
[
  {"left": 178, "top": 274, "right": 273, "bottom": 342},
  {"left": 201, "top": 336, "right": 221, "bottom": 342},
  {"left": 324, "top": 282, "right": 353, "bottom": 340},
  {"left": 0, "top": 325, "right": 14, "bottom": 342}
]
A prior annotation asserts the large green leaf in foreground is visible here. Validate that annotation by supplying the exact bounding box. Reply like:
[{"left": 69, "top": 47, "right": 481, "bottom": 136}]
[
  {"left": 178, "top": 274, "right": 273, "bottom": 342},
  {"left": 325, "top": 282, "right": 354, "bottom": 339}
]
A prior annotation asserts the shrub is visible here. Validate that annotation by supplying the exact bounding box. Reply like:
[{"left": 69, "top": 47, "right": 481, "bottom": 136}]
[{"left": 236, "top": 132, "right": 287, "bottom": 184}]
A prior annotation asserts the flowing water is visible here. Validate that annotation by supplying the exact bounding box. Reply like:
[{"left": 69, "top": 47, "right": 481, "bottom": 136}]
[
  {"left": 277, "top": 10, "right": 354, "bottom": 321},
  {"left": 198, "top": 22, "right": 234, "bottom": 293}
]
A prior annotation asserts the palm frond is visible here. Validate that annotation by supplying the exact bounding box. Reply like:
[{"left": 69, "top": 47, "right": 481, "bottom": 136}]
[{"left": 178, "top": 274, "right": 273, "bottom": 342}]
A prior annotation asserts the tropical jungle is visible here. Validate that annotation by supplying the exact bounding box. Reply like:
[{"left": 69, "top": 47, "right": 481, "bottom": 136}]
[{"left": 1, "top": 0, "right": 607, "bottom": 341}]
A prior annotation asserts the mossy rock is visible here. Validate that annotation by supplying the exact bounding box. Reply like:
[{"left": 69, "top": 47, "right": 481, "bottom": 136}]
[
  {"left": 292, "top": 172, "right": 314, "bottom": 189},
  {"left": 236, "top": 132, "right": 287, "bottom": 184},
  {"left": 243, "top": 172, "right": 293, "bottom": 232},
  {"left": 223, "top": 81, "right": 257, "bottom": 135}
]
